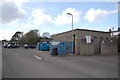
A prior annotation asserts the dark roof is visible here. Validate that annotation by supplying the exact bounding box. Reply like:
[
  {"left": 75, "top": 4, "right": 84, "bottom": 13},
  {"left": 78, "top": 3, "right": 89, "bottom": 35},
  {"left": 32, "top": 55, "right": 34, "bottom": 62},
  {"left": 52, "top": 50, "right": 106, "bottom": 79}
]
[{"left": 53, "top": 29, "right": 109, "bottom": 36}]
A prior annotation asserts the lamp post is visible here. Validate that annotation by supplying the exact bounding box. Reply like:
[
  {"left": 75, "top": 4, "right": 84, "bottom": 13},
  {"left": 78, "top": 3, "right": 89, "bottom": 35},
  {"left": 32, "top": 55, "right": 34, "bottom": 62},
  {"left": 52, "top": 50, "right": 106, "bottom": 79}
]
[
  {"left": 67, "top": 13, "right": 73, "bottom": 31},
  {"left": 67, "top": 13, "right": 75, "bottom": 54}
]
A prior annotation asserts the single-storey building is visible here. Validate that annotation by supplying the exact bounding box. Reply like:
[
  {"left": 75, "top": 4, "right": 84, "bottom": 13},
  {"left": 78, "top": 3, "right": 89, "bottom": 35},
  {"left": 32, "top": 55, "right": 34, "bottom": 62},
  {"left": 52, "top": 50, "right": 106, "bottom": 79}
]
[{"left": 52, "top": 29, "right": 117, "bottom": 56}]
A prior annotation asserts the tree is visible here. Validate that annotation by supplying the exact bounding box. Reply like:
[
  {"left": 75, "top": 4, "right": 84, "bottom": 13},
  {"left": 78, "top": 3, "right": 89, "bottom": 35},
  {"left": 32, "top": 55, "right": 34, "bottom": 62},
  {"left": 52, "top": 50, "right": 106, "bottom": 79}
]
[
  {"left": 11, "top": 31, "right": 23, "bottom": 41},
  {"left": 42, "top": 32, "right": 50, "bottom": 38},
  {"left": 18, "top": 31, "right": 40, "bottom": 45}
]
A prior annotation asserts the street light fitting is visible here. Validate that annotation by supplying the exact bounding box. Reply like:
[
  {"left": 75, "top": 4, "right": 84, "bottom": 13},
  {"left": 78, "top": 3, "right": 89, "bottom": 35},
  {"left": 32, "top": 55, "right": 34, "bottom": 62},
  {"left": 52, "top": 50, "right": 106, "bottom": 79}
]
[
  {"left": 67, "top": 13, "right": 73, "bottom": 16},
  {"left": 66, "top": 12, "right": 73, "bottom": 30}
]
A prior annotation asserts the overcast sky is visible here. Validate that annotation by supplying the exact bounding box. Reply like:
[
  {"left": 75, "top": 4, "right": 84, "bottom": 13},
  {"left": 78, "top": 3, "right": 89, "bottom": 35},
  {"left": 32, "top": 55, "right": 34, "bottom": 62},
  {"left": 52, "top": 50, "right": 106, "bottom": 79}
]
[{"left": 0, "top": 0, "right": 119, "bottom": 40}]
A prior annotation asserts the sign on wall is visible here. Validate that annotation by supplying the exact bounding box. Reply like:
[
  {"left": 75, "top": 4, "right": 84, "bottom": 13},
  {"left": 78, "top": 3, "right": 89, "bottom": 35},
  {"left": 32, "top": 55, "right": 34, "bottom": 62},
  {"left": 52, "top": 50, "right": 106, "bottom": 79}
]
[
  {"left": 51, "top": 41, "right": 61, "bottom": 46},
  {"left": 86, "top": 36, "right": 91, "bottom": 43}
]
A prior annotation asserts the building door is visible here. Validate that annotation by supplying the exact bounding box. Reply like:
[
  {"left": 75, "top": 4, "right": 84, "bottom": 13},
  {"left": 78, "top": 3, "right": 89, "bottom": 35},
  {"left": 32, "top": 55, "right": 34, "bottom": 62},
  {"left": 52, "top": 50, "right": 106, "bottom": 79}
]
[
  {"left": 53, "top": 48, "right": 58, "bottom": 55},
  {"left": 73, "top": 34, "right": 75, "bottom": 54},
  {"left": 98, "top": 41, "right": 101, "bottom": 54}
]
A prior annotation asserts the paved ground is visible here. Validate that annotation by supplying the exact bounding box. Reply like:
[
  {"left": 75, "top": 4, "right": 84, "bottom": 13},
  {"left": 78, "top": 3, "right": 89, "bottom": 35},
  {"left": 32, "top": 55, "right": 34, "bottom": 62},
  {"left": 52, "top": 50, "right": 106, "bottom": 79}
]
[{"left": 2, "top": 47, "right": 118, "bottom": 78}]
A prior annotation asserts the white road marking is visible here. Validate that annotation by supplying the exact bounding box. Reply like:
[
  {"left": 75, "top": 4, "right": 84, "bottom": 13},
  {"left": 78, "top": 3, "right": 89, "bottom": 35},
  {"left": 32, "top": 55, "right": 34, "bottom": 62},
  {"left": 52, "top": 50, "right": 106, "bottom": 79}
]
[{"left": 34, "top": 55, "right": 42, "bottom": 60}]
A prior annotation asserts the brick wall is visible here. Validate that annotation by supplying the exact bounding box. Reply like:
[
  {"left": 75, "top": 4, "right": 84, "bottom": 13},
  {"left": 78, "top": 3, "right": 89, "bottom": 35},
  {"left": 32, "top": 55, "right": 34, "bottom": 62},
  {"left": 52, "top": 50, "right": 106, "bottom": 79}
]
[{"left": 101, "top": 40, "right": 118, "bottom": 55}]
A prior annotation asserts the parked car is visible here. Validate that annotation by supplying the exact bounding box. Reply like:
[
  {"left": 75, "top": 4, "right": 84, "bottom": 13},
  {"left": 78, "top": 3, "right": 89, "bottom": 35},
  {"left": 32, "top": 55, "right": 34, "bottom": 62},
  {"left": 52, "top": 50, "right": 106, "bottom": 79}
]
[
  {"left": 3, "top": 43, "right": 8, "bottom": 48},
  {"left": 14, "top": 43, "right": 20, "bottom": 48},
  {"left": 29, "top": 45, "right": 36, "bottom": 49},
  {"left": 7, "top": 43, "right": 14, "bottom": 48},
  {"left": 24, "top": 44, "right": 36, "bottom": 49},
  {"left": 7, "top": 43, "right": 20, "bottom": 48},
  {"left": 24, "top": 44, "right": 29, "bottom": 49},
  {"left": 19, "top": 44, "right": 24, "bottom": 47}
]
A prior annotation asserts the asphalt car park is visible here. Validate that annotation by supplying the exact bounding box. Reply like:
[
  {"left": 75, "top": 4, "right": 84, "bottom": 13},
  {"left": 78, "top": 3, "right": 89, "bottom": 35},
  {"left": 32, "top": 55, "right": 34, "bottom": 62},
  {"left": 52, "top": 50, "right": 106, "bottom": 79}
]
[{"left": 2, "top": 47, "right": 118, "bottom": 78}]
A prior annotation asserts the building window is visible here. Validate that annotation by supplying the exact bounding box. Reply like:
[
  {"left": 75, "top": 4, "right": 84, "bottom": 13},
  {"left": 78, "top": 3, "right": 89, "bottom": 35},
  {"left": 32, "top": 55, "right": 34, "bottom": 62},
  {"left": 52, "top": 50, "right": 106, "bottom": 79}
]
[
  {"left": 93, "top": 36, "right": 97, "bottom": 39},
  {"left": 105, "top": 37, "right": 109, "bottom": 41},
  {"left": 100, "top": 37, "right": 104, "bottom": 41}
]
